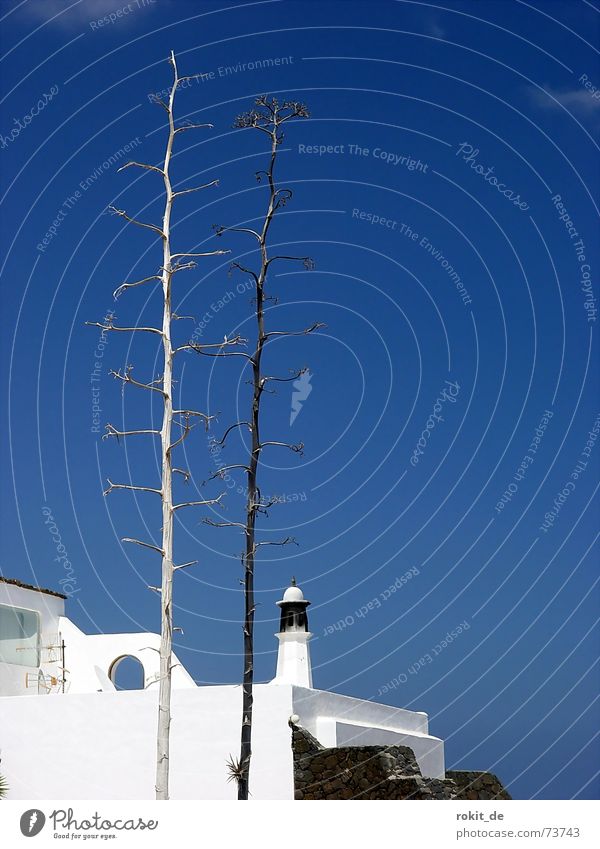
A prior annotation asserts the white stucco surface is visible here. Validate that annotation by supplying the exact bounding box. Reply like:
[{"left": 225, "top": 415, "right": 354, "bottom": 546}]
[
  {"left": 271, "top": 631, "right": 313, "bottom": 688},
  {"left": 0, "top": 581, "right": 194, "bottom": 697},
  {"left": 0, "top": 684, "right": 296, "bottom": 800},
  {"left": 73, "top": 625, "right": 196, "bottom": 692},
  {"left": 0, "top": 683, "right": 445, "bottom": 799}
]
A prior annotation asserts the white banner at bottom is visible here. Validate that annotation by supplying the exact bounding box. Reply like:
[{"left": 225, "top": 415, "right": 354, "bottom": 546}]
[{"left": 0, "top": 800, "right": 598, "bottom": 847}]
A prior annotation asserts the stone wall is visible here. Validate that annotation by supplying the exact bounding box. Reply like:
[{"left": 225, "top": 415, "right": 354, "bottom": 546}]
[
  {"left": 291, "top": 723, "right": 511, "bottom": 801},
  {"left": 446, "top": 770, "right": 512, "bottom": 800}
]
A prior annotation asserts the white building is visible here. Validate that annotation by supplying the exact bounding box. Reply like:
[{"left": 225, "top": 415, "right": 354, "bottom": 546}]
[{"left": 0, "top": 576, "right": 445, "bottom": 799}]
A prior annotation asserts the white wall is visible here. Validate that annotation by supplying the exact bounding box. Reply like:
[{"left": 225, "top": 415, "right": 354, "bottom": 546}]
[
  {"left": 0, "top": 680, "right": 445, "bottom": 798},
  {"left": 0, "top": 583, "right": 65, "bottom": 697},
  {"left": 292, "top": 686, "right": 430, "bottom": 735},
  {"left": 0, "top": 684, "right": 295, "bottom": 800},
  {"left": 291, "top": 686, "right": 444, "bottom": 779},
  {"left": 0, "top": 601, "right": 197, "bottom": 698},
  {"left": 64, "top": 623, "right": 196, "bottom": 694}
]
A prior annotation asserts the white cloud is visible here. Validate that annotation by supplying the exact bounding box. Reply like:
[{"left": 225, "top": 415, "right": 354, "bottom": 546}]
[
  {"left": 428, "top": 21, "right": 446, "bottom": 39},
  {"left": 424, "top": 16, "right": 446, "bottom": 39},
  {"left": 528, "top": 84, "right": 600, "bottom": 116},
  {"left": 19, "top": 0, "right": 151, "bottom": 29}
]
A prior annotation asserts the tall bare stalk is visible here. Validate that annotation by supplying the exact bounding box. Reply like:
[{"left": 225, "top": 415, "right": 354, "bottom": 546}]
[
  {"left": 87, "top": 52, "right": 240, "bottom": 799},
  {"left": 205, "top": 96, "right": 320, "bottom": 799}
]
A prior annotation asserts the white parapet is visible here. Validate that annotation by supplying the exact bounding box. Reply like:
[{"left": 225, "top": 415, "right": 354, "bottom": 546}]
[
  {"left": 292, "top": 686, "right": 445, "bottom": 779},
  {"left": 0, "top": 682, "right": 445, "bottom": 799}
]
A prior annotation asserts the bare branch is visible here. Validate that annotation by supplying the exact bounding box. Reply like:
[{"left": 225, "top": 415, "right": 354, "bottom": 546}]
[
  {"left": 169, "top": 414, "right": 197, "bottom": 451},
  {"left": 202, "top": 465, "right": 250, "bottom": 485},
  {"left": 256, "top": 441, "right": 304, "bottom": 455},
  {"left": 203, "top": 519, "right": 248, "bottom": 531},
  {"left": 213, "top": 224, "right": 261, "bottom": 242},
  {"left": 108, "top": 205, "right": 165, "bottom": 238},
  {"left": 173, "top": 179, "right": 219, "bottom": 198},
  {"left": 271, "top": 188, "right": 294, "bottom": 212},
  {"left": 173, "top": 468, "right": 191, "bottom": 482},
  {"left": 211, "top": 421, "right": 251, "bottom": 447},
  {"left": 266, "top": 254, "right": 315, "bottom": 270},
  {"left": 103, "top": 423, "right": 160, "bottom": 441},
  {"left": 173, "top": 493, "right": 225, "bottom": 512},
  {"left": 174, "top": 121, "right": 214, "bottom": 134},
  {"left": 234, "top": 97, "right": 309, "bottom": 131},
  {"left": 171, "top": 250, "right": 229, "bottom": 260},
  {"left": 110, "top": 366, "right": 165, "bottom": 395},
  {"left": 229, "top": 261, "right": 259, "bottom": 285},
  {"left": 196, "top": 337, "right": 248, "bottom": 349},
  {"left": 264, "top": 322, "right": 325, "bottom": 340},
  {"left": 263, "top": 368, "right": 306, "bottom": 384},
  {"left": 118, "top": 161, "right": 165, "bottom": 176},
  {"left": 173, "top": 409, "right": 214, "bottom": 425},
  {"left": 254, "top": 537, "right": 298, "bottom": 549},
  {"left": 279, "top": 104, "right": 310, "bottom": 122},
  {"left": 113, "top": 274, "right": 161, "bottom": 300},
  {"left": 177, "top": 75, "right": 211, "bottom": 87},
  {"left": 184, "top": 347, "right": 254, "bottom": 361},
  {"left": 103, "top": 478, "right": 162, "bottom": 497},
  {"left": 254, "top": 495, "right": 279, "bottom": 511},
  {"left": 178, "top": 334, "right": 249, "bottom": 358},
  {"left": 173, "top": 560, "right": 198, "bottom": 571},
  {"left": 177, "top": 74, "right": 207, "bottom": 85},
  {"left": 149, "top": 95, "right": 170, "bottom": 113},
  {"left": 122, "top": 538, "right": 165, "bottom": 556},
  {"left": 169, "top": 409, "right": 214, "bottom": 447},
  {"left": 170, "top": 260, "right": 197, "bottom": 274},
  {"left": 86, "top": 321, "right": 163, "bottom": 337}
]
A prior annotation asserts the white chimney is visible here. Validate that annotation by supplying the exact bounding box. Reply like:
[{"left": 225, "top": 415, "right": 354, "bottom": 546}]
[{"left": 270, "top": 578, "right": 313, "bottom": 688}]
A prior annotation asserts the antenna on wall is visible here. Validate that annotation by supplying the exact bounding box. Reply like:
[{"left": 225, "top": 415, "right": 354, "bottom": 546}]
[{"left": 24, "top": 634, "right": 68, "bottom": 694}]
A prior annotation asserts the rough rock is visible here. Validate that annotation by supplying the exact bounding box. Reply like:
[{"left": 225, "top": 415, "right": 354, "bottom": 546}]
[{"left": 290, "top": 723, "right": 511, "bottom": 801}]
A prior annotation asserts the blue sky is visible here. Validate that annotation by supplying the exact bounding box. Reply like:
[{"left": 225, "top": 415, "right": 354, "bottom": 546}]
[{"left": 0, "top": 0, "right": 598, "bottom": 800}]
